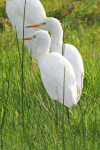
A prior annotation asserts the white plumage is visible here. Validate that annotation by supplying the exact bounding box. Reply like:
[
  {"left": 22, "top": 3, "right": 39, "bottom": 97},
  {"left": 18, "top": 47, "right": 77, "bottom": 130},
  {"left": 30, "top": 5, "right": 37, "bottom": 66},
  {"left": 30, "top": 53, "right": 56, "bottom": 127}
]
[
  {"left": 25, "top": 17, "right": 84, "bottom": 100},
  {"left": 6, "top": 0, "right": 46, "bottom": 55},
  {"left": 20, "top": 30, "right": 77, "bottom": 108}
]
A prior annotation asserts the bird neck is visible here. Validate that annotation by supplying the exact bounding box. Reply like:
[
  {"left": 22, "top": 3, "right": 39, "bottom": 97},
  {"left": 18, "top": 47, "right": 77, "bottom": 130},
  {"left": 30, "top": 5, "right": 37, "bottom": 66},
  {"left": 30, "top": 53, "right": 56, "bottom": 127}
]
[
  {"left": 50, "top": 29, "right": 63, "bottom": 52},
  {"left": 36, "top": 46, "right": 50, "bottom": 66}
]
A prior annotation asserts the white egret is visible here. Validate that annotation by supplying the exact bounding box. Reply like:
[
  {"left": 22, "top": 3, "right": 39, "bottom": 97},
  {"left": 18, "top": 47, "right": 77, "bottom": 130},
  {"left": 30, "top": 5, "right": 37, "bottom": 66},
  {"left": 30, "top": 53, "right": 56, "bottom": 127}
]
[
  {"left": 25, "top": 17, "right": 84, "bottom": 100},
  {"left": 6, "top": 0, "right": 46, "bottom": 56},
  {"left": 20, "top": 31, "right": 77, "bottom": 123}
]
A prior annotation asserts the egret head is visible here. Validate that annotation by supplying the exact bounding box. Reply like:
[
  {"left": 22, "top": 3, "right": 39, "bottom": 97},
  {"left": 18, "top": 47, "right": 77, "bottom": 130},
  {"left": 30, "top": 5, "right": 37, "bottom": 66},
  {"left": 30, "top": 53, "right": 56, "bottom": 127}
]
[
  {"left": 20, "top": 30, "right": 50, "bottom": 53},
  {"left": 25, "top": 17, "right": 63, "bottom": 36}
]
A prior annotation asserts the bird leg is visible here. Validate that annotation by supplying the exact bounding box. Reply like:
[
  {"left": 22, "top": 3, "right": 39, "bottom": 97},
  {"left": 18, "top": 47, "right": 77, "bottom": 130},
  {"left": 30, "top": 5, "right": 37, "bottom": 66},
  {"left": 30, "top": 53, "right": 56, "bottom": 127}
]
[
  {"left": 55, "top": 100, "right": 58, "bottom": 126},
  {"left": 65, "top": 106, "right": 70, "bottom": 121},
  {"left": 29, "top": 48, "right": 32, "bottom": 60}
]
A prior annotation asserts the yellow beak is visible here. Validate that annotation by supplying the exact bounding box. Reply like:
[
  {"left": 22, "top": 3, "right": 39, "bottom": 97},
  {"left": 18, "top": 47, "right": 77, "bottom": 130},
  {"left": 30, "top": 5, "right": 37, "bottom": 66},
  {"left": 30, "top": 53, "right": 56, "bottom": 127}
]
[
  {"left": 25, "top": 23, "right": 41, "bottom": 28},
  {"left": 20, "top": 36, "right": 33, "bottom": 41}
]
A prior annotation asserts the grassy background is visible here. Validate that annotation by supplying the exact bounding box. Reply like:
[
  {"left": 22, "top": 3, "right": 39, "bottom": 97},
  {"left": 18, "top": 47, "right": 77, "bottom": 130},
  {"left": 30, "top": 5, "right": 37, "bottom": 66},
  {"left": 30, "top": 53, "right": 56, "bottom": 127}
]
[{"left": 0, "top": 0, "right": 100, "bottom": 149}]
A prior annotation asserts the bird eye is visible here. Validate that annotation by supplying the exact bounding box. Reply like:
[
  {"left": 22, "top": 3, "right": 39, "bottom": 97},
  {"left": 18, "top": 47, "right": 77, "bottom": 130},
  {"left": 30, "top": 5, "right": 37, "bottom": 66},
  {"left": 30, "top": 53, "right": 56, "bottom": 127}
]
[
  {"left": 32, "top": 35, "right": 36, "bottom": 38},
  {"left": 43, "top": 22, "right": 46, "bottom": 25}
]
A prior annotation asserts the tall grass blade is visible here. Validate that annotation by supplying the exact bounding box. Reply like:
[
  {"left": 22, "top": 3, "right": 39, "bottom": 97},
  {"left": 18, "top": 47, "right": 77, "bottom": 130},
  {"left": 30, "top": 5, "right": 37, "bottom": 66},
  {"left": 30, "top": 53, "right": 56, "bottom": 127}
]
[
  {"left": 82, "top": 109, "right": 86, "bottom": 149},
  {"left": 21, "top": 0, "right": 26, "bottom": 132},
  {"left": 72, "top": 106, "right": 87, "bottom": 150},
  {"left": 55, "top": 84, "right": 59, "bottom": 126},
  {"left": 1, "top": 62, "right": 10, "bottom": 150},
  {"left": 15, "top": 28, "right": 21, "bottom": 64},
  {"left": 62, "top": 66, "right": 65, "bottom": 150}
]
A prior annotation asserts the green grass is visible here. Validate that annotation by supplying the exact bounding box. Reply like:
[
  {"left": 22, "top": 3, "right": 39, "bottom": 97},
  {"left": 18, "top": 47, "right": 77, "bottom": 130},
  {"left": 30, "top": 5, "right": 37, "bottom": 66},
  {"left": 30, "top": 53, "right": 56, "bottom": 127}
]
[{"left": 0, "top": 0, "right": 100, "bottom": 149}]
